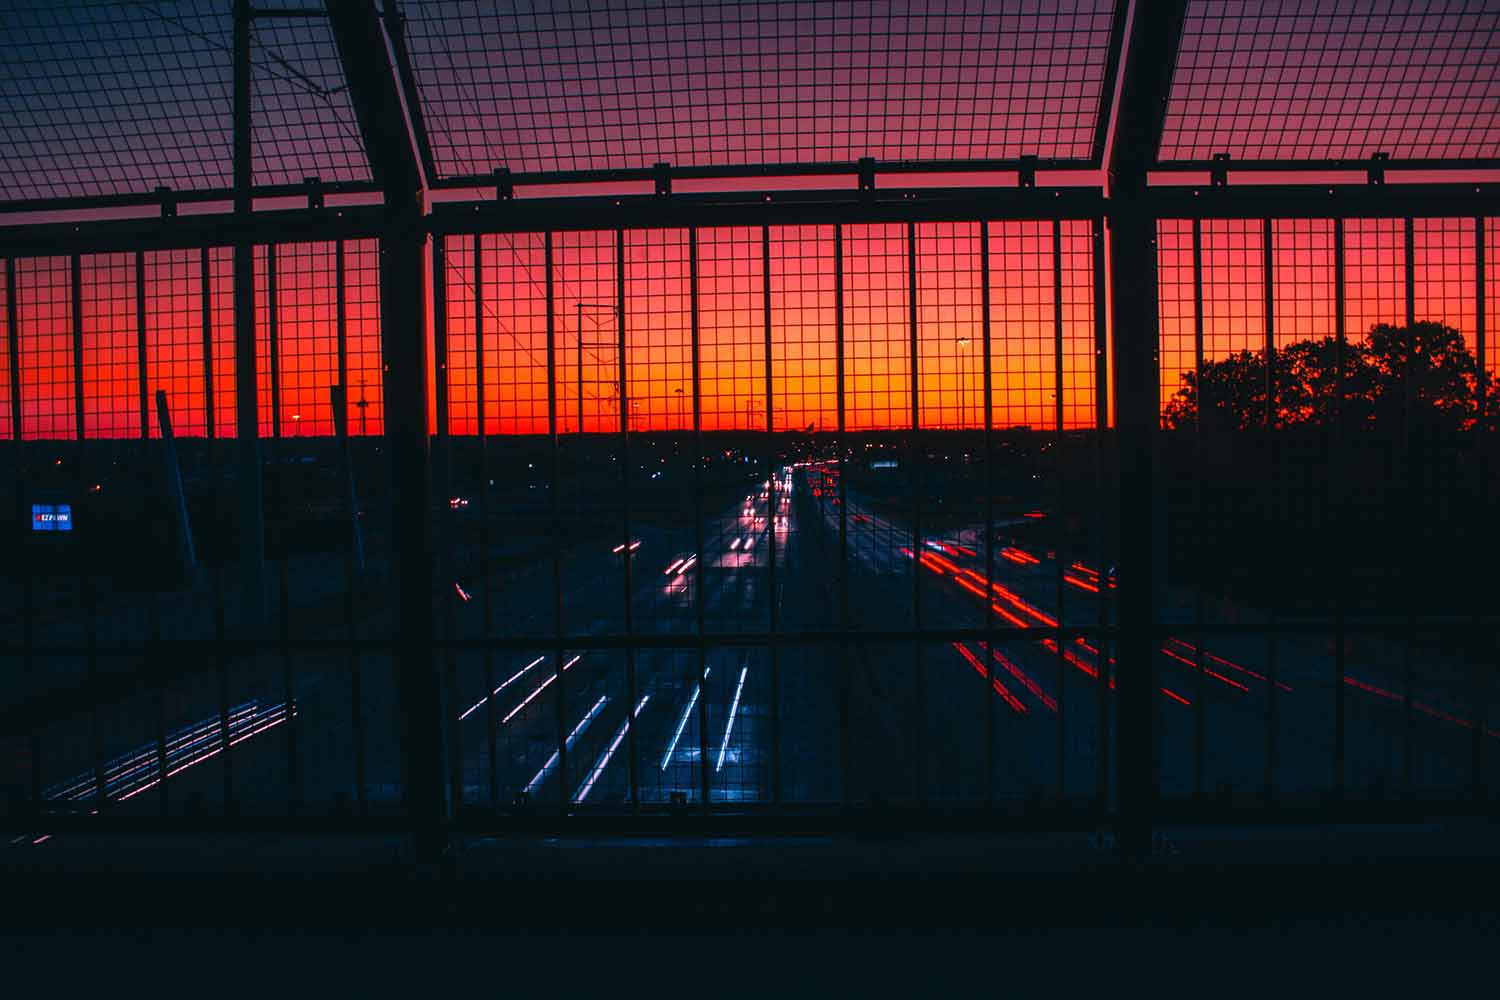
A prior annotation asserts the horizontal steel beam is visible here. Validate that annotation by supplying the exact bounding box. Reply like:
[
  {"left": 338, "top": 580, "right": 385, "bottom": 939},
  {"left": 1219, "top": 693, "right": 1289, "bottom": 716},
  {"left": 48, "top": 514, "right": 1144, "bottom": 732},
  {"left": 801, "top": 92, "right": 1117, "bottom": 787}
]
[
  {"left": 8, "top": 181, "right": 1500, "bottom": 257},
  {"left": 1153, "top": 157, "right": 1500, "bottom": 173},
  {"left": 1146, "top": 182, "right": 1500, "bottom": 219},
  {"left": 433, "top": 156, "right": 1101, "bottom": 190},
  {"left": 431, "top": 186, "right": 1111, "bottom": 234},
  {"left": 0, "top": 179, "right": 382, "bottom": 218},
  {"left": 3, "top": 799, "right": 1493, "bottom": 838},
  {"left": 0, "top": 204, "right": 389, "bottom": 258}
]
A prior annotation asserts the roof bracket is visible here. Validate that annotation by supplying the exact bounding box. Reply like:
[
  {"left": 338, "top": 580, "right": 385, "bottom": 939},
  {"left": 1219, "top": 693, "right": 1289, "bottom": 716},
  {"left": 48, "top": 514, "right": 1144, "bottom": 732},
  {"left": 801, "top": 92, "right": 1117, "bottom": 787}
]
[
  {"left": 304, "top": 176, "right": 324, "bottom": 209},
  {"left": 1019, "top": 155, "right": 1038, "bottom": 188},
  {"left": 654, "top": 161, "right": 672, "bottom": 197},
  {"left": 154, "top": 185, "right": 177, "bottom": 218},
  {"left": 857, "top": 157, "right": 876, "bottom": 200},
  {"left": 1368, "top": 152, "right": 1389, "bottom": 186},
  {"left": 1210, "top": 153, "right": 1230, "bottom": 187},
  {"left": 494, "top": 167, "right": 513, "bottom": 201}
]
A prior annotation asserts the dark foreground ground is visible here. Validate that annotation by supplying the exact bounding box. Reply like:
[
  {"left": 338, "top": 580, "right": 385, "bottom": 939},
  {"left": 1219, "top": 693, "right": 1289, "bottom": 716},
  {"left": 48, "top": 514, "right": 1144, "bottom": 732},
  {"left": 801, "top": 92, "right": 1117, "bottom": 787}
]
[{"left": 3, "top": 821, "right": 1497, "bottom": 991}]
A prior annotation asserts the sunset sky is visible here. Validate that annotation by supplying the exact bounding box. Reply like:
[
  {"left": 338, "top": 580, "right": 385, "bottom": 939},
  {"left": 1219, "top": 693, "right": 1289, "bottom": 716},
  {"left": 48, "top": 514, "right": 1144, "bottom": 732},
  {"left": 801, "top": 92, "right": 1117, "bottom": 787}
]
[
  {"left": 1, "top": 217, "right": 1497, "bottom": 441},
  {"left": 2, "top": 2, "right": 1497, "bottom": 442}
]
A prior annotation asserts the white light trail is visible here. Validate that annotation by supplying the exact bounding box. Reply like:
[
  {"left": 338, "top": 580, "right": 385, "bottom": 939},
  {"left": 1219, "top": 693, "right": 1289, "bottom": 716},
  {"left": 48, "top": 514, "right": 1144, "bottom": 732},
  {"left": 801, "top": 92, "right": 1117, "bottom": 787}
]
[
  {"left": 48, "top": 701, "right": 294, "bottom": 805},
  {"left": 501, "top": 655, "right": 582, "bottom": 725},
  {"left": 575, "top": 694, "right": 650, "bottom": 803},
  {"left": 458, "top": 655, "right": 547, "bottom": 721},
  {"left": 660, "top": 667, "right": 711, "bottom": 770},
  {"left": 523, "top": 694, "right": 608, "bottom": 793},
  {"left": 715, "top": 665, "right": 749, "bottom": 773}
]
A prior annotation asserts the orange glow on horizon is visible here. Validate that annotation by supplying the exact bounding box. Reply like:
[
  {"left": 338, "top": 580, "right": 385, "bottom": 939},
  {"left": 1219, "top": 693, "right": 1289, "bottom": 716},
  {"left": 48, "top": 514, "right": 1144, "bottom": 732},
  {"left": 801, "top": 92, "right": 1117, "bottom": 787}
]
[{"left": 1, "top": 219, "right": 1496, "bottom": 441}]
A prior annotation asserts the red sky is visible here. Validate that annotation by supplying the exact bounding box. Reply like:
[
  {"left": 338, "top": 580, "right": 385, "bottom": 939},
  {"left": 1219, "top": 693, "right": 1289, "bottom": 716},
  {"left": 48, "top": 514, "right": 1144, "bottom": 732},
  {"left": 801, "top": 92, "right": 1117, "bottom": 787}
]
[{"left": 1, "top": 217, "right": 1496, "bottom": 440}]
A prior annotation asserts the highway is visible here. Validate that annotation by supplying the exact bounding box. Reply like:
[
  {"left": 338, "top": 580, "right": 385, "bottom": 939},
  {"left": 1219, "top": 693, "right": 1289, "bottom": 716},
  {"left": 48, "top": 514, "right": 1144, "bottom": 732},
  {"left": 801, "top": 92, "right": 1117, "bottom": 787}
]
[{"left": 23, "top": 452, "right": 1499, "bottom": 819}]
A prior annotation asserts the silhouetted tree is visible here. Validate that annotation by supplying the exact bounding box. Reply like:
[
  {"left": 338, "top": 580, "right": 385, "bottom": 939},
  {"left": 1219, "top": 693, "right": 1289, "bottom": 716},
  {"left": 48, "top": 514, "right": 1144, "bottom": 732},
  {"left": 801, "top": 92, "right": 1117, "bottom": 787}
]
[{"left": 1162, "top": 322, "right": 1485, "bottom": 433}]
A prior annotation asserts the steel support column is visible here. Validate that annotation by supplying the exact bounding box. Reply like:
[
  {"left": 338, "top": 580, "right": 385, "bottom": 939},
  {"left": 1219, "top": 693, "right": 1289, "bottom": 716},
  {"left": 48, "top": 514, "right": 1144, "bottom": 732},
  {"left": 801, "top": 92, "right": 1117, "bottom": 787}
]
[
  {"left": 383, "top": 206, "right": 444, "bottom": 849},
  {"left": 233, "top": 0, "right": 266, "bottom": 623},
  {"left": 1106, "top": 0, "right": 1188, "bottom": 859},
  {"left": 329, "top": 0, "right": 445, "bottom": 854}
]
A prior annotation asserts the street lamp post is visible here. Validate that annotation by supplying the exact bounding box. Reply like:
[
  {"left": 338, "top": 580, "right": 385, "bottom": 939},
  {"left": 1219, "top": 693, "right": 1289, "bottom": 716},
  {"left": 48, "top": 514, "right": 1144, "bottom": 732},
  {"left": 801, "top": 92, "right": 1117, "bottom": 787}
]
[{"left": 355, "top": 376, "right": 369, "bottom": 436}]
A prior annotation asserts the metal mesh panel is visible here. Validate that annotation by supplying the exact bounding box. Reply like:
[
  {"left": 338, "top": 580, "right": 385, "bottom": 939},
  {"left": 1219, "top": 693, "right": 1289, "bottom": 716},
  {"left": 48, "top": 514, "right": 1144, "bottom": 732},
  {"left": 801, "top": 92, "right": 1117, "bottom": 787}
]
[
  {"left": 0, "top": 2, "right": 373, "bottom": 204},
  {"left": 0, "top": 1, "right": 234, "bottom": 202},
  {"left": 1160, "top": 0, "right": 1500, "bottom": 163},
  {"left": 251, "top": 13, "right": 373, "bottom": 188},
  {"left": 16, "top": 257, "right": 73, "bottom": 440},
  {"left": 1, "top": 261, "right": 11, "bottom": 440},
  {"left": 79, "top": 253, "right": 137, "bottom": 440},
  {"left": 144, "top": 250, "right": 207, "bottom": 438},
  {"left": 402, "top": 0, "right": 1121, "bottom": 181}
]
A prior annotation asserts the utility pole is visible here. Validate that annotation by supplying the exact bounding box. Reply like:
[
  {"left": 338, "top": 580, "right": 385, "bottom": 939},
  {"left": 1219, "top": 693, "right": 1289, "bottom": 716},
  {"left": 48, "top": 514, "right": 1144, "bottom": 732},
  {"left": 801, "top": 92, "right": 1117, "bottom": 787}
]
[{"left": 574, "top": 300, "right": 617, "bottom": 434}]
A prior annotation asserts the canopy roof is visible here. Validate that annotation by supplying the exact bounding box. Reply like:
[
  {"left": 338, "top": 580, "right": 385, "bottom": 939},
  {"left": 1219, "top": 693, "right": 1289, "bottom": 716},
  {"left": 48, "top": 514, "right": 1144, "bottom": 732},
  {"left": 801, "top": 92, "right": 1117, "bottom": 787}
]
[{"left": 2, "top": 0, "right": 1496, "bottom": 210}]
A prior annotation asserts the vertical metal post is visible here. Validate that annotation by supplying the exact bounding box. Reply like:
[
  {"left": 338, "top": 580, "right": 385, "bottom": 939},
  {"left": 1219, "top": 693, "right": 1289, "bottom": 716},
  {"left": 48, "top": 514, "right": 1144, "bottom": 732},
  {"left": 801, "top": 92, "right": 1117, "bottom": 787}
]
[
  {"left": 1263, "top": 217, "right": 1278, "bottom": 802},
  {"left": 475, "top": 237, "right": 495, "bottom": 809},
  {"left": 202, "top": 248, "right": 214, "bottom": 440},
  {"left": 1092, "top": 216, "right": 1111, "bottom": 813},
  {"left": 459, "top": 241, "right": 478, "bottom": 806},
  {"left": 1473, "top": 217, "right": 1488, "bottom": 797},
  {"left": 383, "top": 200, "right": 446, "bottom": 851},
  {"left": 763, "top": 225, "right": 781, "bottom": 804},
  {"left": 336, "top": 241, "right": 348, "bottom": 391},
  {"left": 981, "top": 220, "right": 996, "bottom": 805},
  {"left": 433, "top": 233, "right": 459, "bottom": 814},
  {"left": 617, "top": 228, "right": 640, "bottom": 811},
  {"left": 135, "top": 253, "right": 150, "bottom": 439},
  {"left": 72, "top": 255, "right": 84, "bottom": 441},
  {"left": 1333, "top": 217, "right": 1347, "bottom": 797},
  {"left": 6, "top": 259, "right": 19, "bottom": 437},
  {"left": 264, "top": 244, "right": 298, "bottom": 811},
  {"left": 835, "top": 225, "right": 851, "bottom": 802},
  {"left": 908, "top": 221, "right": 924, "bottom": 804},
  {"left": 331, "top": 381, "right": 365, "bottom": 814},
  {"left": 1052, "top": 219, "right": 1067, "bottom": 800},
  {"left": 340, "top": 244, "right": 366, "bottom": 816},
  {"left": 198, "top": 243, "right": 232, "bottom": 809},
  {"left": 480, "top": 239, "right": 499, "bottom": 808},
  {"left": 1191, "top": 219, "right": 1206, "bottom": 798},
  {"left": 268, "top": 247, "right": 280, "bottom": 437},
  {"left": 691, "top": 228, "right": 710, "bottom": 810},
  {"left": 577, "top": 302, "right": 584, "bottom": 435},
  {"left": 233, "top": 0, "right": 265, "bottom": 624},
  {"left": 1107, "top": 0, "right": 1187, "bottom": 856},
  {"left": 1112, "top": 204, "right": 1159, "bottom": 858},
  {"left": 1402, "top": 216, "right": 1416, "bottom": 790},
  {"left": 71, "top": 253, "right": 105, "bottom": 812},
  {"left": 7, "top": 259, "right": 38, "bottom": 811},
  {"left": 546, "top": 232, "right": 568, "bottom": 812},
  {"left": 138, "top": 251, "right": 168, "bottom": 813}
]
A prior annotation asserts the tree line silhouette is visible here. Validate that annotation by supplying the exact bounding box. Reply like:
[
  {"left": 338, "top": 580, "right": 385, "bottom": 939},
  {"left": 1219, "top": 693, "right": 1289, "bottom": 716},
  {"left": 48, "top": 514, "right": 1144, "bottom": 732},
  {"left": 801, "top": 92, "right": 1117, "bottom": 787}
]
[{"left": 1162, "top": 322, "right": 1491, "bottom": 434}]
